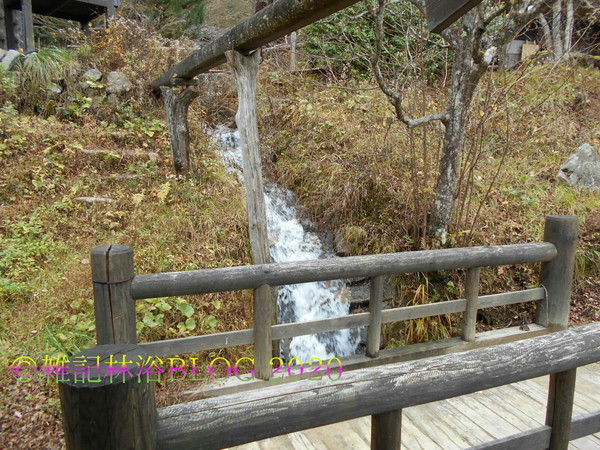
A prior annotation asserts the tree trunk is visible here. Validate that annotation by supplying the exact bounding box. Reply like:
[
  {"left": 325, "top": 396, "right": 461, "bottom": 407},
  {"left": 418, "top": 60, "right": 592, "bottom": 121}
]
[
  {"left": 161, "top": 86, "right": 199, "bottom": 175},
  {"left": 564, "top": 0, "right": 574, "bottom": 57},
  {"left": 551, "top": 0, "right": 564, "bottom": 60},
  {"left": 429, "top": 45, "right": 486, "bottom": 240}
]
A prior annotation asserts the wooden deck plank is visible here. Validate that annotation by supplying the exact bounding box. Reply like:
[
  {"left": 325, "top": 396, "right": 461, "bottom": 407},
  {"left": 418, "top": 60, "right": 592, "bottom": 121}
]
[
  {"left": 400, "top": 413, "right": 444, "bottom": 450},
  {"left": 474, "top": 385, "right": 545, "bottom": 427},
  {"left": 404, "top": 404, "right": 469, "bottom": 448},
  {"left": 228, "top": 362, "right": 600, "bottom": 449}
]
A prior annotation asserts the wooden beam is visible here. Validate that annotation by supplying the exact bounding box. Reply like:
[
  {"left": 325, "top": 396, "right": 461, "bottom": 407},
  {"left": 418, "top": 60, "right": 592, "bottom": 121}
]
[
  {"left": 131, "top": 242, "right": 556, "bottom": 299},
  {"left": 156, "top": 323, "right": 600, "bottom": 449},
  {"left": 425, "top": 0, "right": 484, "bottom": 34},
  {"left": 151, "top": 0, "right": 361, "bottom": 91}
]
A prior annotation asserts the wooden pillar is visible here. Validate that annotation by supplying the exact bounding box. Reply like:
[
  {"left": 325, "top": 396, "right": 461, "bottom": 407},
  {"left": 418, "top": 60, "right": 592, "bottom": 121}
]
[
  {"left": 546, "top": 368, "right": 577, "bottom": 450},
  {"left": 535, "top": 215, "right": 578, "bottom": 330},
  {"left": 372, "top": 409, "right": 402, "bottom": 449},
  {"left": 0, "top": 0, "right": 6, "bottom": 49},
  {"left": 21, "top": 0, "right": 33, "bottom": 51},
  {"left": 59, "top": 344, "right": 157, "bottom": 449},
  {"left": 290, "top": 31, "right": 297, "bottom": 71},
  {"left": 3, "top": 5, "right": 18, "bottom": 50},
  {"left": 160, "top": 85, "right": 199, "bottom": 175},
  {"left": 461, "top": 267, "right": 480, "bottom": 342},
  {"left": 366, "top": 276, "right": 384, "bottom": 358},
  {"left": 91, "top": 245, "right": 137, "bottom": 345},
  {"left": 535, "top": 216, "right": 579, "bottom": 450},
  {"left": 226, "top": 49, "right": 275, "bottom": 379}
]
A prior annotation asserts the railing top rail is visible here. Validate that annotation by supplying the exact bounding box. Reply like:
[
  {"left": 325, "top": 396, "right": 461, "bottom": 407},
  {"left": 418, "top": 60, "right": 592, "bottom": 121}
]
[
  {"left": 131, "top": 242, "right": 556, "bottom": 300},
  {"left": 156, "top": 322, "right": 600, "bottom": 449}
]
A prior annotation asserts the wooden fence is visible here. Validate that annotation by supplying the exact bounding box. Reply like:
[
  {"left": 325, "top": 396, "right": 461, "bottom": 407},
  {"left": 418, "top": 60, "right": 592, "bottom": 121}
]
[{"left": 58, "top": 215, "right": 600, "bottom": 449}]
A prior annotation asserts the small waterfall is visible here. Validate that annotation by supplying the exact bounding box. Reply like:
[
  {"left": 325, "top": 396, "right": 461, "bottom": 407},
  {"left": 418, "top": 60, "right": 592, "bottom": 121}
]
[{"left": 212, "top": 126, "right": 360, "bottom": 361}]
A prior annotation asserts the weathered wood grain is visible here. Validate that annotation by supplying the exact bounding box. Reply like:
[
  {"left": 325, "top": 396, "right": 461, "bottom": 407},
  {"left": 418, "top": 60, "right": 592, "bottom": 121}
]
[
  {"left": 226, "top": 49, "right": 276, "bottom": 375},
  {"left": 156, "top": 323, "right": 600, "bottom": 449},
  {"left": 152, "top": 0, "right": 360, "bottom": 90},
  {"left": 371, "top": 408, "right": 402, "bottom": 449},
  {"left": 131, "top": 243, "right": 556, "bottom": 299},
  {"left": 91, "top": 245, "right": 137, "bottom": 345},
  {"left": 425, "top": 0, "right": 484, "bottom": 33},
  {"left": 59, "top": 344, "right": 157, "bottom": 449},
  {"left": 367, "top": 276, "right": 384, "bottom": 358},
  {"left": 161, "top": 86, "right": 199, "bottom": 175},
  {"left": 535, "top": 215, "right": 579, "bottom": 330},
  {"left": 462, "top": 267, "right": 481, "bottom": 342},
  {"left": 546, "top": 368, "right": 578, "bottom": 449}
]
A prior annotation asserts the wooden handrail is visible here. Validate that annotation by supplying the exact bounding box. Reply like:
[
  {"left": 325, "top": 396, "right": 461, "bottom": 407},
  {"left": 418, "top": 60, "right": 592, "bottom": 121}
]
[
  {"left": 131, "top": 242, "right": 557, "bottom": 299},
  {"left": 156, "top": 323, "right": 600, "bottom": 449}
]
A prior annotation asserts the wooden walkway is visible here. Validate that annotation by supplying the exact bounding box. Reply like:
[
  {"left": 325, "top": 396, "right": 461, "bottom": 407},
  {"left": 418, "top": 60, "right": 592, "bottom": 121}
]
[{"left": 229, "top": 362, "right": 600, "bottom": 450}]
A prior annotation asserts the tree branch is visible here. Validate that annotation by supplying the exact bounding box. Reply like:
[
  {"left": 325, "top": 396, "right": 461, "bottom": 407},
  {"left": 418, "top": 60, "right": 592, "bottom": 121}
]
[{"left": 368, "top": 0, "right": 448, "bottom": 128}]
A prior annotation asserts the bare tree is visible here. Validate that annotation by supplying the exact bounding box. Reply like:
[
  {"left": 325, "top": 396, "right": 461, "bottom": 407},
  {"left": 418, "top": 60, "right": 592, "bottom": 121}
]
[
  {"left": 539, "top": 0, "right": 576, "bottom": 61},
  {"left": 369, "top": 0, "right": 551, "bottom": 241}
]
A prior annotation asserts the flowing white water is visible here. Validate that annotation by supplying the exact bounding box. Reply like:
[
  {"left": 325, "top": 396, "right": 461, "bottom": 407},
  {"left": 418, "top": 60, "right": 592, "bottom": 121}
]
[{"left": 212, "top": 126, "right": 360, "bottom": 361}]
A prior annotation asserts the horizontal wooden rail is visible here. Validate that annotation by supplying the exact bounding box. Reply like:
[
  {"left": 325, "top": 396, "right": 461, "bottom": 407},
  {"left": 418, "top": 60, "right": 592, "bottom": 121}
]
[
  {"left": 157, "top": 322, "right": 600, "bottom": 449},
  {"left": 471, "top": 411, "right": 600, "bottom": 449},
  {"left": 152, "top": 0, "right": 360, "bottom": 90},
  {"left": 131, "top": 243, "right": 556, "bottom": 300},
  {"left": 138, "top": 288, "right": 544, "bottom": 357}
]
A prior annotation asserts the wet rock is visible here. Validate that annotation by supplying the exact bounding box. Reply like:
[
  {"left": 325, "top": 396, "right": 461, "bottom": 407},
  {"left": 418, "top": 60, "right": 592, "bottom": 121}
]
[
  {"left": 106, "top": 71, "right": 133, "bottom": 94},
  {"left": 558, "top": 143, "right": 600, "bottom": 190}
]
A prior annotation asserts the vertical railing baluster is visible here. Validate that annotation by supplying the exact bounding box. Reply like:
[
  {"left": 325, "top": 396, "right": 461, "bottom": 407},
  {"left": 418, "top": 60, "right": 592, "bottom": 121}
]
[
  {"left": 254, "top": 284, "right": 273, "bottom": 380},
  {"left": 367, "top": 275, "right": 384, "bottom": 358},
  {"left": 462, "top": 267, "right": 481, "bottom": 342}
]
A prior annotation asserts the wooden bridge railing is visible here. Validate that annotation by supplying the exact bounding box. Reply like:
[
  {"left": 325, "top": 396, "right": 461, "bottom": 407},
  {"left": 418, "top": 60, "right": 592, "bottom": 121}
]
[{"left": 57, "top": 215, "right": 600, "bottom": 449}]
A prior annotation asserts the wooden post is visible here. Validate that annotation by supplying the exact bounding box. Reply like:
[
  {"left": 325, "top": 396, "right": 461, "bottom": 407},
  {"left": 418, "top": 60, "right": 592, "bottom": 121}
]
[
  {"left": 226, "top": 49, "right": 275, "bottom": 378},
  {"left": 370, "top": 276, "right": 399, "bottom": 448},
  {"left": 160, "top": 86, "right": 199, "bottom": 175},
  {"left": 367, "top": 276, "right": 384, "bottom": 358},
  {"left": 290, "top": 31, "right": 297, "bottom": 71},
  {"left": 462, "top": 267, "right": 481, "bottom": 342},
  {"left": 546, "top": 368, "right": 577, "bottom": 450},
  {"left": 91, "top": 245, "right": 137, "bottom": 345},
  {"left": 21, "top": 0, "right": 33, "bottom": 51},
  {"left": 0, "top": 0, "right": 7, "bottom": 49},
  {"left": 535, "top": 215, "right": 579, "bottom": 331},
  {"left": 372, "top": 409, "right": 402, "bottom": 450},
  {"left": 535, "top": 216, "right": 579, "bottom": 450},
  {"left": 3, "top": 4, "right": 18, "bottom": 50},
  {"left": 59, "top": 344, "right": 157, "bottom": 449}
]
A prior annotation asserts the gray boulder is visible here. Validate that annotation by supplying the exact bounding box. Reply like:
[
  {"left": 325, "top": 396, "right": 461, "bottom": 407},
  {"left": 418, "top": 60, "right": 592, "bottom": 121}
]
[
  {"left": 106, "top": 71, "right": 133, "bottom": 94},
  {"left": 1, "top": 49, "right": 21, "bottom": 70},
  {"left": 79, "top": 68, "right": 103, "bottom": 89},
  {"left": 558, "top": 143, "right": 600, "bottom": 190}
]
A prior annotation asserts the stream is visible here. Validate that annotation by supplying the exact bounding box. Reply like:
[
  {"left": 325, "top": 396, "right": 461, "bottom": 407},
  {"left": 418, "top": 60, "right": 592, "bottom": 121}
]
[{"left": 212, "top": 126, "right": 361, "bottom": 362}]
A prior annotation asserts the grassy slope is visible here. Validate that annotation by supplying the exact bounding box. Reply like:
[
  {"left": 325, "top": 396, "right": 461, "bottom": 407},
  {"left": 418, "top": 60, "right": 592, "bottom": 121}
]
[
  {"left": 0, "top": 21, "right": 252, "bottom": 448},
  {"left": 258, "top": 60, "right": 599, "bottom": 327}
]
